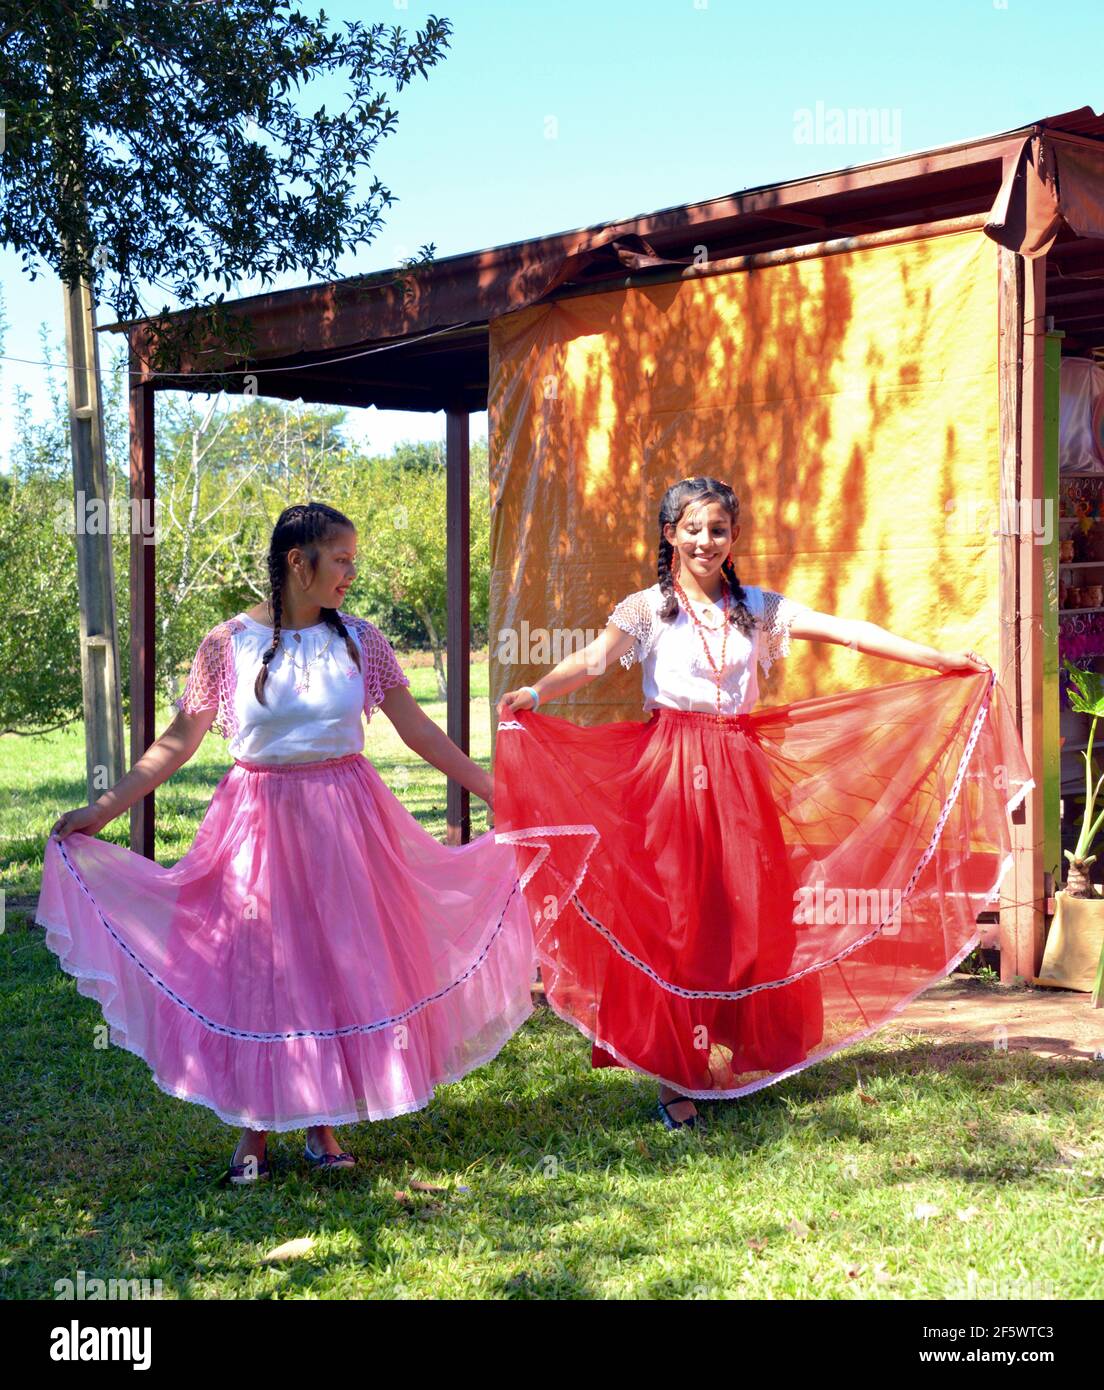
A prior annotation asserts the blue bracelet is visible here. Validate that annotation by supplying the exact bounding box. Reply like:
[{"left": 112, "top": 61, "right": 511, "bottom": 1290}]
[{"left": 521, "top": 685, "right": 541, "bottom": 710}]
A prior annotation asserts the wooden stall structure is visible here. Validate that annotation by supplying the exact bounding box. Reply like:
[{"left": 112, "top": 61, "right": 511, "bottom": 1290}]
[{"left": 103, "top": 106, "right": 1104, "bottom": 982}]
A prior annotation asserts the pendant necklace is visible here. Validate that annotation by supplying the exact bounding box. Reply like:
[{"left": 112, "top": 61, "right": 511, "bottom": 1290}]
[
  {"left": 263, "top": 601, "right": 337, "bottom": 694},
  {"left": 673, "top": 578, "right": 731, "bottom": 717},
  {"left": 281, "top": 629, "right": 337, "bottom": 695}
]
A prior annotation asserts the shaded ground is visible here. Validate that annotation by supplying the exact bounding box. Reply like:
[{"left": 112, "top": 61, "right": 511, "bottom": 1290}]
[{"left": 886, "top": 974, "right": 1104, "bottom": 1065}]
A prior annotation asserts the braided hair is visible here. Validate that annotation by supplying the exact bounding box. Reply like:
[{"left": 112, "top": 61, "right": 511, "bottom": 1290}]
[
  {"left": 253, "top": 501, "right": 363, "bottom": 706},
  {"left": 656, "top": 477, "right": 756, "bottom": 640}
]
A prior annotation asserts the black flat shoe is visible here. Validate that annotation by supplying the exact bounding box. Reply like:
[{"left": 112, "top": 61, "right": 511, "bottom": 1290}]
[
  {"left": 304, "top": 1139, "right": 357, "bottom": 1170},
  {"left": 657, "top": 1096, "right": 699, "bottom": 1131},
  {"left": 224, "top": 1151, "right": 271, "bottom": 1185}
]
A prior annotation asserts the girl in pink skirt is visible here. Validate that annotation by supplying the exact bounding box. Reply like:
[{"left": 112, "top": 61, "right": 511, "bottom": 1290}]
[{"left": 37, "top": 501, "right": 536, "bottom": 1183}]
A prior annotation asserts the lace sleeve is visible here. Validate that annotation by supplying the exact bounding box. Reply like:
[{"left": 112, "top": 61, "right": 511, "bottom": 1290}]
[
  {"left": 342, "top": 613, "right": 410, "bottom": 721},
  {"left": 758, "top": 590, "right": 811, "bottom": 678},
  {"left": 605, "top": 590, "right": 655, "bottom": 670},
  {"left": 171, "top": 620, "right": 242, "bottom": 740}
]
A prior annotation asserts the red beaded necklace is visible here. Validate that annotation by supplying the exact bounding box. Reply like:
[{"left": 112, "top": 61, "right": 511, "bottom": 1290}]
[{"left": 673, "top": 577, "right": 732, "bottom": 717}]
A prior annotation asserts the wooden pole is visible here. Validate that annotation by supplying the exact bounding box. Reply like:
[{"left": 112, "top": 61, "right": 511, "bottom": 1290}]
[
  {"left": 446, "top": 407, "right": 471, "bottom": 846},
  {"left": 62, "top": 270, "right": 126, "bottom": 806},
  {"left": 1041, "top": 330, "right": 1063, "bottom": 916},
  {"left": 129, "top": 338, "right": 157, "bottom": 858},
  {"left": 49, "top": 49, "right": 126, "bottom": 810},
  {"left": 1014, "top": 255, "right": 1049, "bottom": 979},
  {"left": 997, "top": 246, "right": 1047, "bottom": 980}
]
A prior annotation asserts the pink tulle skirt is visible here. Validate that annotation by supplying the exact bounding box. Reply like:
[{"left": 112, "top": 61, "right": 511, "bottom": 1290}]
[{"left": 35, "top": 752, "right": 536, "bottom": 1132}]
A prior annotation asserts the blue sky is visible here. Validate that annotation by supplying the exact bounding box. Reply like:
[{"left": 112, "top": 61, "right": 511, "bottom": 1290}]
[{"left": 1, "top": 0, "right": 1101, "bottom": 468}]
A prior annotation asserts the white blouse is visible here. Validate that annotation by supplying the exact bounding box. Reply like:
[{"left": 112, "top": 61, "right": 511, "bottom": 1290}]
[
  {"left": 605, "top": 583, "right": 811, "bottom": 716},
  {"left": 173, "top": 610, "right": 410, "bottom": 764}
]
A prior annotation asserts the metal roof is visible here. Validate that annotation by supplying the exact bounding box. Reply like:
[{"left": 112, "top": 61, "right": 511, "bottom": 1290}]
[{"left": 102, "top": 106, "right": 1104, "bottom": 410}]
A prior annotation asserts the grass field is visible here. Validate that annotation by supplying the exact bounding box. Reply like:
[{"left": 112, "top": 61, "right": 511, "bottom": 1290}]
[{"left": 2, "top": 661, "right": 1102, "bottom": 1299}]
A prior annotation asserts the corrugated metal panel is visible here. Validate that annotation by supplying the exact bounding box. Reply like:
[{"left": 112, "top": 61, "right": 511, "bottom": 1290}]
[{"left": 101, "top": 107, "right": 1104, "bottom": 408}]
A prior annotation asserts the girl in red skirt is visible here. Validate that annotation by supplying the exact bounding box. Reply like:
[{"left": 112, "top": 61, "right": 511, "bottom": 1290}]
[{"left": 493, "top": 477, "right": 1033, "bottom": 1130}]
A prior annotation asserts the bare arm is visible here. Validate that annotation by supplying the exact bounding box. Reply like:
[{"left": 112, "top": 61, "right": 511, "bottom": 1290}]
[
  {"left": 378, "top": 683, "right": 500, "bottom": 806},
  {"left": 494, "top": 622, "right": 636, "bottom": 720},
  {"left": 789, "top": 609, "right": 989, "bottom": 673},
  {"left": 50, "top": 707, "right": 217, "bottom": 839}
]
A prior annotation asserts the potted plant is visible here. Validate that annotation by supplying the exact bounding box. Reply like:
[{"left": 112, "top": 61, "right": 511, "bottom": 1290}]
[{"left": 1040, "top": 659, "right": 1104, "bottom": 1004}]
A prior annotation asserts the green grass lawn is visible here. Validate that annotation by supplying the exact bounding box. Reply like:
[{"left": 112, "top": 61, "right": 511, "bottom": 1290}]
[{"left": 2, "top": 661, "right": 1103, "bottom": 1299}]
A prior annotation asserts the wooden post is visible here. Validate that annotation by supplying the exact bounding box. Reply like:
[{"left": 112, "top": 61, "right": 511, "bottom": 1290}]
[
  {"left": 1041, "top": 331, "right": 1063, "bottom": 916},
  {"left": 129, "top": 338, "right": 157, "bottom": 859},
  {"left": 997, "top": 246, "right": 1047, "bottom": 980},
  {"left": 445, "top": 407, "right": 471, "bottom": 846},
  {"left": 48, "top": 51, "right": 124, "bottom": 802},
  {"left": 62, "top": 269, "right": 126, "bottom": 805}
]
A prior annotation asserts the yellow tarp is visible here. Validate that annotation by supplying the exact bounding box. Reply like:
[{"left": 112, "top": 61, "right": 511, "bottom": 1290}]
[{"left": 488, "top": 229, "right": 1000, "bottom": 725}]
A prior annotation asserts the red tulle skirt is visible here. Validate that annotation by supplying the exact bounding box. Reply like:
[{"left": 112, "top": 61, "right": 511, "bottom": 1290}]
[{"left": 493, "top": 669, "right": 1033, "bottom": 1099}]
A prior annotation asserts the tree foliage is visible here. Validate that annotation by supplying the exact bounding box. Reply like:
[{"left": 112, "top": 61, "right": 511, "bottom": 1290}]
[{"left": 0, "top": 0, "right": 452, "bottom": 365}]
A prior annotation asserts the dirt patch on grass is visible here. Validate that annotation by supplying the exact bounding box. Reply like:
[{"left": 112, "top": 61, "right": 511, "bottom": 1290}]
[{"left": 889, "top": 973, "right": 1104, "bottom": 1064}]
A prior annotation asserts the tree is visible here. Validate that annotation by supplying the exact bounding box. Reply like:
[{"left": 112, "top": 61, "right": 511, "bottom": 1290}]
[
  {"left": 0, "top": 1, "right": 453, "bottom": 363},
  {"left": 0, "top": 0, "right": 452, "bottom": 810}
]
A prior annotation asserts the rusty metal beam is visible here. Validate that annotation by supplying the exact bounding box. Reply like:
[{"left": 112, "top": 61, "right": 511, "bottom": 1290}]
[
  {"left": 546, "top": 214, "right": 991, "bottom": 309},
  {"left": 99, "top": 134, "right": 1032, "bottom": 374},
  {"left": 128, "top": 350, "right": 156, "bottom": 859},
  {"left": 446, "top": 407, "right": 471, "bottom": 846}
]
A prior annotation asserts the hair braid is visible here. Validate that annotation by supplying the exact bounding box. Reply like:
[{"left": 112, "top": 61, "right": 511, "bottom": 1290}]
[
  {"left": 720, "top": 553, "right": 754, "bottom": 638},
  {"left": 253, "top": 550, "right": 284, "bottom": 704},
  {"left": 657, "top": 534, "right": 678, "bottom": 620}
]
